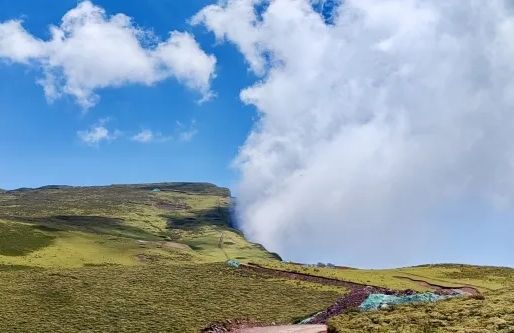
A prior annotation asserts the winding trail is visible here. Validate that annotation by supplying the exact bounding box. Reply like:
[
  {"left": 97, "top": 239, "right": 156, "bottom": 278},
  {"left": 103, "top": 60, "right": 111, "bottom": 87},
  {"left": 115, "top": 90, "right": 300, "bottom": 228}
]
[
  {"left": 241, "top": 263, "right": 401, "bottom": 324},
  {"left": 241, "top": 263, "right": 480, "bottom": 324},
  {"left": 242, "top": 263, "right": 389, "bottom": 291},
  {"left": 393, "top": 275, "right": 480, "bottom": 295},
  {"left": 204, "top": 263, "right": 481, "bottom": 332}
]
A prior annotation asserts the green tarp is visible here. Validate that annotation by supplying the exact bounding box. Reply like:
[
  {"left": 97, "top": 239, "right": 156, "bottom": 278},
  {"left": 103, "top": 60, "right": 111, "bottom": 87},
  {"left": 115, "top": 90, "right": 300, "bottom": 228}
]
[
  {"left": 359, "top": 293, "right": 447, "bottom": 311},
  {"left": 226, "top": 259, "right": 240, "bottom": 268}
]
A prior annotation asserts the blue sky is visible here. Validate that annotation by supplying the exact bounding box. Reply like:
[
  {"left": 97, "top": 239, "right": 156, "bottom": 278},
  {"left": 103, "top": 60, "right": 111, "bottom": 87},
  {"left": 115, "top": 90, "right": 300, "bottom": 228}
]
[
  {"left": 0, "top": 0, "right": 255, "bottom": 190},
  {"left": 0, "top": 0, "right": 512, "bottom": 267}
]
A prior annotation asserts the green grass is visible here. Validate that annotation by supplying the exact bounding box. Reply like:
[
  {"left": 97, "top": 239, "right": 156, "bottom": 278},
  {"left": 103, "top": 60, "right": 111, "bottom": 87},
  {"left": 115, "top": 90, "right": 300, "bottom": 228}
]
[
  {"left": 253, "top": 263, "right": 514, "bottom": 333},
  {"left": 253, "top": 261, "right": 431, "bottom": 291},
  {"left": 254, "top": 261, "right": 514, "bottom": 292},
  {"left": 0, "top": 183, "right": 276, "bottom": 267},
  {"left": 0, "top": 262, "right": 341, "bottom": 333},
  {"left": 0, "top": 220, "right": 55, "bottom": 256},
  {"left": 328, "top": 289, "right": 514, "bottom": 333},
  {"left": 0, "top": 183, "right": 511, "bottom": 332},
  {"left": 0, "top": 230, "right": 157, "bottom": 267},
  {"left": 0, "top": 183, "right": 342, "bottom": 332}
]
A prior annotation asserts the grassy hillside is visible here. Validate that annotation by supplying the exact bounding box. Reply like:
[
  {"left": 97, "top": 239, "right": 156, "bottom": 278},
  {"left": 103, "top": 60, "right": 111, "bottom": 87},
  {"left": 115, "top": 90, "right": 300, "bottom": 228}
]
[
  {"left": 0, "top": 183, "right": 275, "bottom": 266},
  {"left": 0, "top": 183, "right": 343, "bottom": 332},
  {"left": 252, "top": 261, "right": 513, "bottom": 332},
  {"left": 253, "top": 261, "right": 513, "bottom": 292},
  {"left": 0, "top": 263, "right": 342, "bottom": 333},
  {"left": 0, "top": 183, "right": 512, "bottom": 332},
  {"left": 328, "top": 288, "right": 513, "bottom": 333}
]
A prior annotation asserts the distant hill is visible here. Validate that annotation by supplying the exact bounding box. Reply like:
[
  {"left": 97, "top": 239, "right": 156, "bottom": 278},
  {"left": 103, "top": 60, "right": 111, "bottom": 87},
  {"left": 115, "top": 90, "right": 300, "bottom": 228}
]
[
  {"left": 0, "top": 182, "right": 271, "bottom": 265},
  {"left": 8, "top": 182, "right": 229, "bottom": 195}
]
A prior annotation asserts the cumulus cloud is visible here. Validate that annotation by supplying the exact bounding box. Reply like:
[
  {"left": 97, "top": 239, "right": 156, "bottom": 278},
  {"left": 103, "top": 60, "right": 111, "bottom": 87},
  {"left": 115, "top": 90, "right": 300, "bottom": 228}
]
[
  {"left": 78, "top": 119, "right": 119, "bottom": 145},
  {"left": 0, "top": 1, "right": 216, "bottom": 108},
  {"left": 195, "top": 0, "right": 514, "bottom": 267}
]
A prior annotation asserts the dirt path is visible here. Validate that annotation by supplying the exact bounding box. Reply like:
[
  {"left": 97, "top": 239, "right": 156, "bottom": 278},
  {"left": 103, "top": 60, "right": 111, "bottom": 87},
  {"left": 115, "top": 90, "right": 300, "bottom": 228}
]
[
  {"left": 393, "top": 275, "right": 480, "bottom": 295},
  {"left": 241, "top": 263, "right": 402, "bottom": 324},
  {"left": 241, "top": 263, "right": 480, "bottom": 325},
  {"left": 242, "top": 263, "right": 389, "bottom": 291},
  {"left": 236, "top": 325, "right": 326, "bottom": 333},
  {"left": 203, "top": 264, "right": 482, "bottom": 332},
  {"left": 244, "top": 263, "right": 479, "bottom": 296}
]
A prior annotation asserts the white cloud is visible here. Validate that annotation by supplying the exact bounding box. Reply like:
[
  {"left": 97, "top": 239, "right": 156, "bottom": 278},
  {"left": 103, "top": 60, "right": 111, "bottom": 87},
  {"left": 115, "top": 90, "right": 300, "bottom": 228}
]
[
  {"left": 192, "top": 0, "right": 266, "bottom": 74},
  {"left": 176, "top": 120, "right": 198, "bottom": 142},
  {"left": 132, "top": 129, "right": 155, "bottom": 143},
  {"left": 195, "top": 0, "right": 514, "bottom": 267},
  {"left": 78, "top": 119, "right": 119, "bottom": 145},
  {"left": 179, "top": 129, "right": 198, "bottom": 142},
  {"left": 0, "top": 20, "right": 45, "bottom": 63},
  {"left": 131, "top": 129, "right": 172, "bottom": 143},
  {"left": 0, "top": 1, "right": 216, "bottom": 108}
]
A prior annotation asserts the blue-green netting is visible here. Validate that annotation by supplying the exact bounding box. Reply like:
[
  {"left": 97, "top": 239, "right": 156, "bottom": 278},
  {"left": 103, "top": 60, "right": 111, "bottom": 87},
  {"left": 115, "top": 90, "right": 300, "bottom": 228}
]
[
  {"left": 359, "top": 293, "right": 447, "bottom": 311},
  {"left": 226, "top": 259, "right": 240, "bottom": 268}
]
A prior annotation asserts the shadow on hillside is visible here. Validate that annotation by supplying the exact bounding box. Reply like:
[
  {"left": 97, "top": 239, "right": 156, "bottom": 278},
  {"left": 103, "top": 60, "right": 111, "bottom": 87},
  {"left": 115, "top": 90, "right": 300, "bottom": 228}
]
[
  {"left": 16, "top": 215, "right": 160, "bottom": 240},
  {"left": 163, "top": 206, "right": 239, "bottom": 233}
]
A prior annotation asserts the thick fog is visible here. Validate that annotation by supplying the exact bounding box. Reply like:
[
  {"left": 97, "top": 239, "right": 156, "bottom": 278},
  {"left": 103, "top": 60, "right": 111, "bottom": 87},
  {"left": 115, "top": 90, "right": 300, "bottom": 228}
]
[{"left": 196, "top": 0, "right": 514, "bottom": 267}]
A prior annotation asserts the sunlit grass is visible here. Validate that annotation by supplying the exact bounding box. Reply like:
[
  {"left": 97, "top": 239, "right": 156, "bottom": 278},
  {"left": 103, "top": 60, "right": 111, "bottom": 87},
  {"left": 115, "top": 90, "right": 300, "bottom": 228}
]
[
  {"left": 0, "top": 184, "right": 342, "bottom": 332},
  {"left": 0, "top": 184, "right": 511, "bottom": 333},
  {"left": 328, "top": 288, "right": 514, "bottom": 333},
  {"left": 254, "top": 261, "right": 513, "bottom": 293},
  {"left": 0, "top": 262, "right": 342, "bottom": 333},
  {"left": 0, "top": 184, "right": 275, "bottom": 267}
]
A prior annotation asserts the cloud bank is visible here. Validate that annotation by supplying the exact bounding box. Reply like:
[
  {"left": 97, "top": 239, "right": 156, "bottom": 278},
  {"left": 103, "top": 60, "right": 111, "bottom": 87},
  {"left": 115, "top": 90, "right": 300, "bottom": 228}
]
[
  {"left": 195, "top": 0, "right": 514, "bottom": 267},
  {"left": 0, "top": 1, "right": 216, "bottom": 108}
]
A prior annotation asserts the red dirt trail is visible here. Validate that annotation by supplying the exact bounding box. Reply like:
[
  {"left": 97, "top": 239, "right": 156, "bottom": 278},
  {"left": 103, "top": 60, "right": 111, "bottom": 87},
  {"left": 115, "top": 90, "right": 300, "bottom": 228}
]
[
  {"left": 392, "top": 275, "right": 480, "bottom": 295},
  {"left": 202, "top": 263, "right": 480, "bottom": 332},
  {"left": 240, "top": 263, "right": 480, "bottom": 324}
]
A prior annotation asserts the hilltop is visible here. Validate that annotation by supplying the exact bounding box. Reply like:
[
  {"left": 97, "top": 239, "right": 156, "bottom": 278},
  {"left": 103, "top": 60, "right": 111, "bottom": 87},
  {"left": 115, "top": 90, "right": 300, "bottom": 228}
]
[
  {"left": 0, "top": 183, "right": 340, "bottom": 332},
  {"left": 0, "top": 182, "right": 277, "bottom": 266},
  {"left": 0, "top": 183, "right": 512, "bottom": 333}
]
